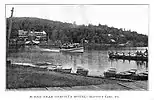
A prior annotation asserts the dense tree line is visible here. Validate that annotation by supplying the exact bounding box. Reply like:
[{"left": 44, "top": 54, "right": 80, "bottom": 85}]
[{"left": 6, "top": 17, "right": 148, "bottom": 47}]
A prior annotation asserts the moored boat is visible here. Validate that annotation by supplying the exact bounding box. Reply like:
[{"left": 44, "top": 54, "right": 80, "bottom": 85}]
[
  {"left": 60, "top": 43, "right": 84, "bottom": 53},
  {"left": 108, "top": 52, "right": 148, "bottom": 61},
  {"left": 41, "top": 48, "right": 60, "bottom": 52},
  {"left": 60, "top": 47, "right": 84, "bottom": 53},
  {"left": 25, "top": 40, "right": 40, "bottom": 45}
]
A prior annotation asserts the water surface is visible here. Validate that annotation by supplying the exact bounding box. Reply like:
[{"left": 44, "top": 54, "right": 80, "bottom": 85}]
[{"left": 8, "top": 46, "right": 148, "bottom": 76}]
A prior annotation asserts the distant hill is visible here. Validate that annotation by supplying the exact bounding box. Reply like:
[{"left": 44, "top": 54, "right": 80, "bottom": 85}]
[{"left": 6, "top": 17, "right": 148, "bottom": 47}]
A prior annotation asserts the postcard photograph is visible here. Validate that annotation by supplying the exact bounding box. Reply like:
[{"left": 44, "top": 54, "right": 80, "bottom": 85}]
[{"left": 6, "top": 4, "right": 148, "bottom": 91}]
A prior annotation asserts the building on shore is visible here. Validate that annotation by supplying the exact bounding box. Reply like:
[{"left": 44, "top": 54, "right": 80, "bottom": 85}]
[{"left": 18, "top": 30, "right": 47, "bottom": 42}]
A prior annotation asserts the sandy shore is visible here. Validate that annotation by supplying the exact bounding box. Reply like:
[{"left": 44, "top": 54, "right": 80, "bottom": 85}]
[{"left": 6, "top": 63, "right": 148, "bottom": 90}]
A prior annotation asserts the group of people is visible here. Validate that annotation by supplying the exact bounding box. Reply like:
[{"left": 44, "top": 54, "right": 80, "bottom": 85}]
[
  {"left": 135, "top": 49, "right": 148, "bottom": 57},
  {"left": 109, "top": 49, "right": 148, "bottom": 57}
]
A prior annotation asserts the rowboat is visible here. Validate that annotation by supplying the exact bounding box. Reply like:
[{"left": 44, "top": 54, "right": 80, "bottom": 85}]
[
  {"left": 35, "top": 62, "right": 53, "bottom": 66},
  {"left": 126, "top": 69, "right": 137, "bottom": 74},
  {"left": 76, "top": 67, "right": 89, "bottom": 76},
  {"left": 60, "top": 43, "right": 84, "bottom": 53},
  {"left": 103, "top": 68, "right": 117, "bottom": 78},
  {"left": 34, "top": 62, "right": 62, "bottom": 70},
  {"left": 114, "top": 69, "right": 137, "bottom": 79},
  {"left": 41, "top": 48, "right": 60, "bottom": 52},
  {"left": 131, "top": 71, "right": 148, "bottom": 80},
  {"left": 60, "top": 47, "right": 84, "bottom": 53},
  {"left": 104, "top": 68, "right": 148, "bottom": 80},
  {"left": 53, "top": 68, "right": 72, "bottom": 73},
  {"left": 116, "top": 71, "right": 134, "bottom": 79}
]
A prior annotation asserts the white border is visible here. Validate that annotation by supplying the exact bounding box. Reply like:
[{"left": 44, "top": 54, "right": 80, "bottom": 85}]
[{"left": 1, "top": 0, "right": 154, "bottom": 100}]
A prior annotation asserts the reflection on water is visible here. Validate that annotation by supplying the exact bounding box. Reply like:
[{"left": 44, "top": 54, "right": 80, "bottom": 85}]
[{"left": 7, "top": 46, "right": 148, "bottom": 76}]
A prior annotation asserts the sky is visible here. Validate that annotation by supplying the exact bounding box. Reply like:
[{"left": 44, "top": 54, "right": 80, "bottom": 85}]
[{"left": 6, "top": 5, "right": 149, "bottom": 35}]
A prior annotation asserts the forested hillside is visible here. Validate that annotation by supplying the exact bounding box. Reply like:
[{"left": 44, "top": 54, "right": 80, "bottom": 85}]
[{"left": 6, "top": 17, "right": 148, "bottom": 47}]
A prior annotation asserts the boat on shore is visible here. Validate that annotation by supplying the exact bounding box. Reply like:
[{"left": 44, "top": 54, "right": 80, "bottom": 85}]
[
  {"left": 115, "top": 69, "right": 137, "bottom": 79},
  {"left": 34, "top": 62, "right": 63, "bottom": 70},
  {"left": 104, "top": 68, "right": 148, "bottom": 80},
  {"left": 53, "top": 68, "right": 72, "bottom": 73},
  {"left": 103, "top": 68, "right": 117, "bottom": 78},
  {"left": 76, "top": 67, "right": 89, "bottom": 76}
]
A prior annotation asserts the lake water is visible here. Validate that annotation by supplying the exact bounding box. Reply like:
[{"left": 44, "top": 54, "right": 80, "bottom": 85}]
[{"left": 7, "top": 46, "right": 148, "bottom": 76}]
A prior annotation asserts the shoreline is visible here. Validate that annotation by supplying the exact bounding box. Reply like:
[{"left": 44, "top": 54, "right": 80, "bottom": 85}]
[
  {"left": 8, "top": 44, "right": 148, "bottom": 51},
  {"left": 6, "top": 63, "right": 148, "bottom": 90}
]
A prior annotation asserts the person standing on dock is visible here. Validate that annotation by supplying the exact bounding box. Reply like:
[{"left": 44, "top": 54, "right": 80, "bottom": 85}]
[
  {"left": 144, "top": 49, "right": 148, "bottom": 57},
  {"left": 136, "top": 51, "right": 139, "bottom": 56},
  {"left": 139, "top": 51, "right": 143, "bottom": 57},
  {"left": 136, "top": 51, "right": 143, "bottom": 57}
]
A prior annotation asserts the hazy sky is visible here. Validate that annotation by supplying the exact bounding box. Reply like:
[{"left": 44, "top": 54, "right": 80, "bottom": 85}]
[{"left": 6, "top": 5, "right": 149, "bottom": 35}]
